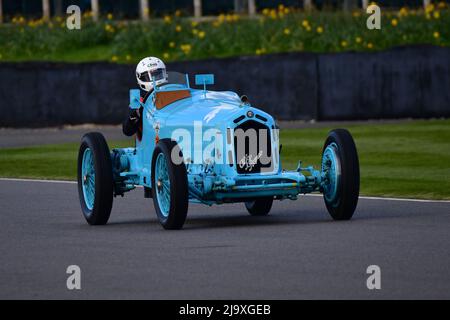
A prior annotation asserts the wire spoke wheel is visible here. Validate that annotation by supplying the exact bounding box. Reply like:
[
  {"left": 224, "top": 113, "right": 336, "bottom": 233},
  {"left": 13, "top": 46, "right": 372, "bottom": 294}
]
[
  {"left": 81, "top": 148, "right": 96, "bottom": 210},
  {"left": 151, "top": 139, "right": 188, "bottom": 230},
  {"left": 321, "top": 142, "right": 341, "bottom": 207},
  {"left": 77, "top": 132, "right": 114, "bottom": 225},
  {"left": 155, "top": 152, "right": 171, "bottom": 217},
  {"left": 321, "top": 129, "right": 359, "bottom": 220}
]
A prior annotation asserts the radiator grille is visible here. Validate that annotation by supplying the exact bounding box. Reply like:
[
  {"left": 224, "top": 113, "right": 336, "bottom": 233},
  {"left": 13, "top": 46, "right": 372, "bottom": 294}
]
[{"left": 233, "top": 120, "right": 272, "bottom": 174}]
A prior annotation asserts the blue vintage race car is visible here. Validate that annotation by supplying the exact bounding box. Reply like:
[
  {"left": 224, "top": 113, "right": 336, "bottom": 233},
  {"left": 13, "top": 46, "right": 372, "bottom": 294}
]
[{"left": 77, "top": 72, "right": 359, "bottom": 229}]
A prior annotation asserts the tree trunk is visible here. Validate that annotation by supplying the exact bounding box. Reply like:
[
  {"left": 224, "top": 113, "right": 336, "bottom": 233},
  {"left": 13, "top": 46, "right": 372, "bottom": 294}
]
[
  {"left": 303, "top": 0, "right": 313, "bottom": 11},
  {"left": 234, "top": 0, "right": 246, "bottom": 13},
  {"left": 139, "top": 0, "right": 149, "bottom": 21},
  {"left": 42, "top": 0, "right": 50, "bottom": 21},
  {"left": 362, "top": 0, "right": 369, "bottom": 9},
  {"left": 194, "top": 0, "right": 202, "bottom": 18},
  {"left": 54, "top": 0, "right": 63, "bottom": 16},
  {"left": 248, "top": 0, "right": 256, "bottom": 16},
  {"left": 91, "top": 0, "right": 99, "bottom": 22},
  {"left": 343, "top": 0, "right": 357, "bottom": 11},
  {"left": 0, "top": 0, "right": 3, "bottom": 24}
]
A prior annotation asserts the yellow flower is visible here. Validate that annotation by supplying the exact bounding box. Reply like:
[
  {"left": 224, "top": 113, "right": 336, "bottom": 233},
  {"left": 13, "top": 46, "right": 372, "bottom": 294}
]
[
  {"left": 433, "top": 11, "right": 440, "bottom": 19},
  {"left": 83, "top": 11, "right": 92, "bottom": 18},
  {"left": 316, "top": 26, "right": 324, "bottom": 34},
  {"left": 262, "top": 8, "right": 269, "bottom": 16},
  {"left": 438, "top": 2, "right": 447, "bottom": 9},
  {"left": 104, "top": 24, "right": 115, "bottom": 33},
  {"left": 198, "top": 31, "right": 206, "bottom": 39},
  {"left": 433, "top": 31, "right": 440, "bottom": 39},
  {"left": 302, "top": 20, "right": 309, "bottom": 28},
  {"left": 398, "top": 7, "right": 408, "bottom": 17},
  {"left": 355, "top": 36, "right": 362, "bottom": 43},
  {"left": 269, "top": 9, "right": 277, "bottom": 19},
  {"left": 175, "top": 25, "right": 182, "bottom": 32},
  {"left": 367, "top": 42, "right": 373, "bottom": 49},
  {"left": 391, "top": 19, "right": 398, "bottom": 27},
  {"left": 352, "top": 11, "right": 361, "bottom": 17},
  {"left": 283, "top": 28, "right": 291, "bottom": 35},
  {"left": 278, "top": 4, "right": 285, "bottom": 12},
  {"left": 305, "top": 25, "right": 311, "bottom": 32},
  {"left": 111, "top": 56, "right": 118, "bottom": 62},
  {"left": 164, "top": 15, "right": 172, "bottom": 24},
  {"left": 341, "top": 40, "right": 348, "bottom": 47},
  {"left": 125, "top": 55, "right": 131, "bottom": 61},
  {"left": 191, "top": 21, "right": 198, "bottom": 27},
  {"left": 175, "top": 10, "right": 181, "bottom": 17},
  {"left": 107, "top": 13, "right": 113, "bottom": 20},
  {"left": 169, "top": 41, "right": 176, "bottom": 48},
  {"left": 255, "top": 48, "right": 266, "bottom": 55},
  {"left": 425, "top": 3, "right": 435, "bottom": 14},
  {"left": 163, "top": 52, "right": 170, "bottom": 59},
  {"left": 284, "top": 7, "right": 290, "bottom": 14},
  {"left": 180, "top": 44, "right": 192, "bottom": 54},
  {"left": 192, "top": 28, "right": 198, "bottom": 35}
]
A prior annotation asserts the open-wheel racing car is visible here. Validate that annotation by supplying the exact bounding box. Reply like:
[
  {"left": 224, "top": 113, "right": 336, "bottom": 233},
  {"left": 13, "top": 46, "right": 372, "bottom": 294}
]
[{"left": 77, "top": 72, "right": 359, "bottom": 229}]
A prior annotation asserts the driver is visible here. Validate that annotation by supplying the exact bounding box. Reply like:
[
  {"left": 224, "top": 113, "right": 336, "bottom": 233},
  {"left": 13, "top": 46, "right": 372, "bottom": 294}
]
[{"left": 122, "top": 56, "right": 168, "bottom": 136}]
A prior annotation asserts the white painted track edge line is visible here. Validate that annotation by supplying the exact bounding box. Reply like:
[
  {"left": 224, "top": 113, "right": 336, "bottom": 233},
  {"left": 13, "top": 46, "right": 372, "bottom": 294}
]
[
  {"left": 0, "top": 177, "right": 76, "bottom": 184},
  {"left": 303, "top": 193, "right": 450, "bottom": 203},
  {"left": 1, "top": 177, "right": 449, "bottom": 203}
]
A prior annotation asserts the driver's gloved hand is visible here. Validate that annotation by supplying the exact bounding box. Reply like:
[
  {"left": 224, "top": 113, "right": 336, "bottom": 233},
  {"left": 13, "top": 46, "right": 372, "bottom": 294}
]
[{"left": 129, "top": 109, "right": 140, "bottom": 122}]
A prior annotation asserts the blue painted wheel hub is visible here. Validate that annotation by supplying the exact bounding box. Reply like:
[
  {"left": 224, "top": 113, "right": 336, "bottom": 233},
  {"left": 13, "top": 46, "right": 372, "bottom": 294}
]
[
  {"left": 321, "top": 143, "right": 341, "bottom": 206},
  {"left": 81, "top": 148, "right": 95, "bottom": 211},
  {"left": 155, "top": 152, "right": 171, "bottom": 217}
]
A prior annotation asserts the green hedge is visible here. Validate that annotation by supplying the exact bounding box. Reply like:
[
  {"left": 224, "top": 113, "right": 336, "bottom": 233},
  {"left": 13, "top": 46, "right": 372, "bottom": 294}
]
[{"left": 0, "top": 4, "right": 448, "bottom": 63}]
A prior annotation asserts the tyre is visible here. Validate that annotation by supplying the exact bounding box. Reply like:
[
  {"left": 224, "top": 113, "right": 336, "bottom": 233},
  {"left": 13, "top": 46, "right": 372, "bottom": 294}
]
[
  {"left": 321, "top": 129, "right": 359, "bottom": 220},
  {"left": 77, "top": 132, "right": 114, "bottom": 225},
  {"left": 245, "top": 197, "right": 273, "bottom": 216},
  {"left": 151, "top": 139, "right": 188, "bottom": 230}
]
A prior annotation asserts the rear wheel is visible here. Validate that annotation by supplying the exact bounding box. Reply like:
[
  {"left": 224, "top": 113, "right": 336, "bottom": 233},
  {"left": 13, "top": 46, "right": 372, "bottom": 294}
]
[
  {"left": 151, "top": 139, "right": 188, "bottom": 230},
  {"left": 321, "top": 129, "right": 359, "bottom": 220},
  {"left": 245, "top": 197, "right": 273, "bottom": 216},
  {"left": 77, "top": 132, "right": 114, "bottom": 225}
]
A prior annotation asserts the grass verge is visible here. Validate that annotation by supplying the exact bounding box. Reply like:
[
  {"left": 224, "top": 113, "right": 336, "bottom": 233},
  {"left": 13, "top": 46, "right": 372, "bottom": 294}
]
[{"left": 0, "top": 120, "right": 449, "bottom": 200}]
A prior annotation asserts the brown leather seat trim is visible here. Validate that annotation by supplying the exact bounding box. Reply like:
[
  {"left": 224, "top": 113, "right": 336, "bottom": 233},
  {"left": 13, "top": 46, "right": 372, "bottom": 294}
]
[{"left": 155, "top": 90, "right": 191, "bottom": 110}]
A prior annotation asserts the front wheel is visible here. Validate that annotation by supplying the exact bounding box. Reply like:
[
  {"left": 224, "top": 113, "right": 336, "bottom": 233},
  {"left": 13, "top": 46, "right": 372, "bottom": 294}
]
[
  {"left": 151, "top": 139, "right": 189, "bottom": 230},
  {"left": 321, "top": 129, "right": 359, "bottom": 220},
  {"left": 77, "top": 132, "right": 114, "bottom": 225}
]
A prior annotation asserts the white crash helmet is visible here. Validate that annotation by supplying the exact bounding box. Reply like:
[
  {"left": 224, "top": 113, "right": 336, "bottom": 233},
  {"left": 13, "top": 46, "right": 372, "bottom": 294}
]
[{"left": 136, "top": 56, "right": 168, "bottom": 92}]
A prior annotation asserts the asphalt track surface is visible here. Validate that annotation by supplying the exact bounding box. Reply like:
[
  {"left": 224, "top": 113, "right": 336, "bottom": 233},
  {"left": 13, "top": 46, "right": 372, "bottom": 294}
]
[{"left": 0, "top": 179, "right": 449, "bottom": 299}]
